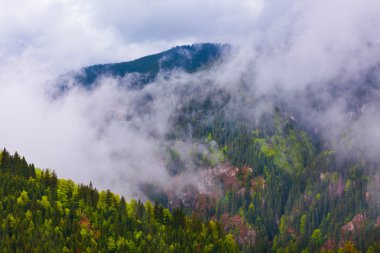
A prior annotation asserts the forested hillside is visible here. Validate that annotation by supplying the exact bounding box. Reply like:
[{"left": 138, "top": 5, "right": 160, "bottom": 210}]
[
  {"left": 0, "top": 150, "right": 238, "bottom": 253},
  {"left": 3, "top": 0, "right": 380, "bottom": 251},
  {"left": 63, "top": 43, "right": 228, "bottom": 90},
  {"left": 47, "top": 43, "right": 380, "bottom": 252},
  {"left": 162, "top": 99, "right": 380, "bottom": 252},
  {"left": 1, "top": 107, "right": 379, "bottom": 252}
]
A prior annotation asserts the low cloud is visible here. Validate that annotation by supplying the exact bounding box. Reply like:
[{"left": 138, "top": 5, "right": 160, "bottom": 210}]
[{"left": 0, "top": 0, "right": 380, "bottom": 199}]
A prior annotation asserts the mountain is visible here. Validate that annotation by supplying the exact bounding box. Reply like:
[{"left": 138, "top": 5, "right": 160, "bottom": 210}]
[
  {"left": 164, "top": 96, "right": 380, "bottom": 252},
  {"left": 6, "top": 45, "right": 380, "bottom": 252},
  {"left": 0, "top": 149, "right": 238, "bottom": 252},
  {"left": 70, "top": 43, "right": 229, "bottom": 89}
]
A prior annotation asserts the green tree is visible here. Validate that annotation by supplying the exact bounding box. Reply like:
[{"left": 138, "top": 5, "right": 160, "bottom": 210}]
[{"left": 310, "top": 229, "right": 323, "bottom": 251}]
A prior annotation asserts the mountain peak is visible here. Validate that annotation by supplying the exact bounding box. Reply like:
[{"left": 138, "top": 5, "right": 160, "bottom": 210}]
[{"left": 73, "top": 43, "right": 229, "bottom": 88}]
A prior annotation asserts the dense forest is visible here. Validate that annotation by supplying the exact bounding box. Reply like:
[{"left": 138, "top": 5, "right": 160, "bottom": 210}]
[
  {"left": 63, "top": 43, "right": 228, "bottom": 90},
  {"left": 0, "top": 149, "right": 239, "bottom": 252},
  {"left": 164, "top": 94, "right": 380, "bottom": 252},
  {"left": 1, "top": 107, "right": 379, "bottom": 252},
  {"left": 1, "top": 44, "right": 379, "bottom": 252}
]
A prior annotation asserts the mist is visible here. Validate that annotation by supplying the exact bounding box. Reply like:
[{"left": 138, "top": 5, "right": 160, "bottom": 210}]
[{"left": 1, "top": 0, "right": 380, "bottom": 199}]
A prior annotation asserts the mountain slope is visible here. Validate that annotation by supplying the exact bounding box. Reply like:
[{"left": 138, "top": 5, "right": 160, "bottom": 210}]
[
  {"left": 40, "top": 44, "right": 380, "bottom": 252},
  {"left": 163, "top": 104, "right": 380, "bottom": 252},
  {"left": 0, "top": 149, "right": 238, "bottom": 252},
  {"left": 72, "top": 43, "right": 228, "bottom": 89}
]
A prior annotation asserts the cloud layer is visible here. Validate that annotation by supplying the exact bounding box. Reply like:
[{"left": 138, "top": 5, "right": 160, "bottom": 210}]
[{"left": 1, "top": 0, "right": 380, "bottom": 197}]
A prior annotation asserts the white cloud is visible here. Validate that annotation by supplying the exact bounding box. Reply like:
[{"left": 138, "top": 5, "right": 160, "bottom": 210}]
[
  {"left": 0, "top": 0, "right": 380, "bottom": 197},
  {"left": 0, "top": 0, "right": 265, "bottom": 72}
]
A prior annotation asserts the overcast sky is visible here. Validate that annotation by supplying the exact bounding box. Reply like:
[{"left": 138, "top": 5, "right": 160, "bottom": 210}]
[
  {"left": 0, "top": 0, "right": 269, "bottom": 73},
  {"left": 0, "top": 0, "right": 271, "bottom": 194}
]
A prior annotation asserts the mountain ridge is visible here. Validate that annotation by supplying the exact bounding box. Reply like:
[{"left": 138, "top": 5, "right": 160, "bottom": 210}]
[{"left": 71, "top": 43, "right": 229, "bottom": 89}]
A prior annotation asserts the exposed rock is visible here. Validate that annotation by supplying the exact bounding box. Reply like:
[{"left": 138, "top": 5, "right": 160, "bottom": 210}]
[
  {"left": 341, "top": 213, "right": 367, "bottom": 244},
  {"left": 351, "top": 213, "right": 367, "bottom": 228},
  {"left": 321, "top": 239, "right": 336, "bottom": 252},
  {"left": 217, "top": 166, "right": 240, "bottom": 191},
  {"left": 220, "top": 213, "right": 257, "bottom": 245},
  {"left": 166, "top": 183, "right": 200, "bottom": 209},
  {"left": 342, "top": 221, "right": 355, "bottom": 232},
  {"left": 165, "top": 162, "right": 245, "bottom": 210},
  {"left": 194, "top": 193, "right": 218, "bottom": 216},
  {"left": 198, "top": 162, "right": 239, "bottom": 194}
]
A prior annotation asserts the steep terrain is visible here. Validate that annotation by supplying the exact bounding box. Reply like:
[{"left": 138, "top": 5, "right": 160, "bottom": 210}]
[
  {"left": 0, "top": 150, "right": 239, "bottom": 252},
  {"left": 8, "top": 44, "right": 380, "bottom": 252},
  {"left": 60, "top": 43, "right": 228, "bottom": 91}
]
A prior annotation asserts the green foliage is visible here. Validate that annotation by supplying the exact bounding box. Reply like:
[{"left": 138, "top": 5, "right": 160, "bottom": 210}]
[
  {"left": 1, "top": 92, "right": 379, "bottom": 253},
  {"left": 338, "top": 241, "right": 360, "bottom": 253},
  {"left": 300, "top": 214, "right": 307, "bottom": 235},
  {"left": 169, "top": 100, "right": 379, "bottom": 252},
  {"left": 0, "top": 150, "right": 238, "bottom": 252},
  {"left": 16, "top": 191, "right": 29, "bottom": 205},
  {"left": 76, "top": 43, "right": 227, "bottom": 88},
  {"left": 310, "top": 229, "right": 323, "bottom": 249}
]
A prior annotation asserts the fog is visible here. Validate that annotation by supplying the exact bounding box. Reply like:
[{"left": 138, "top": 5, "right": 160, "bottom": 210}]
[{"left": 1, "top": 0, "right": 380, "bottom": 198}]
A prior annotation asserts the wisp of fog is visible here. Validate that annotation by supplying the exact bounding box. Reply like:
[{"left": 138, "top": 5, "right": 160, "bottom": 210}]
[{"left": 0, "top": 0, "right": 380, "bottom": 199}]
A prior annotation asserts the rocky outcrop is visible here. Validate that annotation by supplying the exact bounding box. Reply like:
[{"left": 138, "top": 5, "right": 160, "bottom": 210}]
[
  {"left": 340, "top": 213, "right": 367, "bottom": 246},
  {"left": 166, "top": 162, "right": 244, "bottom": 210},
  {"left": 341, "top": 213, "right": 366, "bottom": 233},
  {"left": 321, "top": 239, "right": 336, "bottom": 252},
  {"left": 219, "top": 214, "right": 257, "bottom": 245}
]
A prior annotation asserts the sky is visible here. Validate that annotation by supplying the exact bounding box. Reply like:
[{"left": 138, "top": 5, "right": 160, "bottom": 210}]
[
  {"left": 0, "top": 0, "right": 268, "bottom": 195},
  {"left": 1, "top": 0, "right": 380, "bottom": 197},
  {"left": 0, "top": 0, "right": 265, "bottom": 72}
]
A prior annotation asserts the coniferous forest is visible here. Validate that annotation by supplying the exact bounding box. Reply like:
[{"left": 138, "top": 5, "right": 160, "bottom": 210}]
[
  {"left": 1, "top": 103, "right": 379, "bottom": 252},
  {"left": 1, "top": 45, "right": 380, "bottom": 253},
  {"left": 2, "top": 1, "right": 380, "bottom": 252},
  {"left": 0, "top": 149, "right": 238, "bottom": 252}
]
